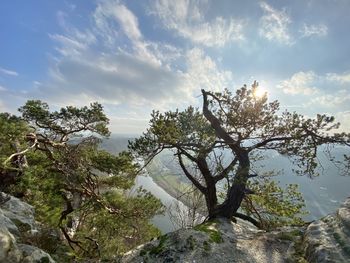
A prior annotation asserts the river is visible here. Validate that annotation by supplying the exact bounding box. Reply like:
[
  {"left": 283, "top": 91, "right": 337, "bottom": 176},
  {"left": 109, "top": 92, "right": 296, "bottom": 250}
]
[
  {"left": 134, "top": 153, "right": 350, "bottom": 233},
  {"left": 133, "top": 174, "right": 185, "bottom": 233},
  {"left": 103, "top": 136, "right": 350, "bottom": 233}
]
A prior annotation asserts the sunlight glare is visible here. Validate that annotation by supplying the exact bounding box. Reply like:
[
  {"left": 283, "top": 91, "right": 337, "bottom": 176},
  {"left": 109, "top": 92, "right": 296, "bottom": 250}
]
[{"left": 253, "top": 86, "right": 267, "bottom": 98}]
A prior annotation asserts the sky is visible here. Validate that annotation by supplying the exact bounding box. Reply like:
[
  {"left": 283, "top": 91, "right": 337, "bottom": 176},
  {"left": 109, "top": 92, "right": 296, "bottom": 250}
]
[{"left": 0, "top": 0, "right": 350, "bottom": 134}]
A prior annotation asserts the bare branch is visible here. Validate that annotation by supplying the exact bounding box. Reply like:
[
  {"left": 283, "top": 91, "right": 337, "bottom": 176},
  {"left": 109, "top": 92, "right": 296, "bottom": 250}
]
[
  {"left": 233, "top": 212, "right": 261, "bottom": 228},
  {"left": 214, "top": 157, "right": 238, "bottom": 182},
  {"left": 177, "top": 151, "right": 206, "bottom": 194},
  {"left": 3, "top": 133, "right": 38, "bottom": 167}
]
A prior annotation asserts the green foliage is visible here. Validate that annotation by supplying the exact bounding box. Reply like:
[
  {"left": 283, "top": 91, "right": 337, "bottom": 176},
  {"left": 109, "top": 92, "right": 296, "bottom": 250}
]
[
  {"left": 0, "top": 113, "right": 30, "bottom": 188},
  {"left": 139, "top": 234, "right": 169, "bottom": 259},
  {"left": 19, "top": 100, "right": 110, "bottom": 137},
  {"left": 149, "top": 235, "right": 168, "bottom": 255},
  {"left": 131, "top": 82, "right": 349, "bottom": 230},
  {"left": 129, "top": 106, "right": 216, "bottom": 158},
  {"left": 207, "top": 85, "right": 344, "bottom": 176},
  {"left": 240, "top": 178, "right": 307, "bottom": 230},
  {"left": 0, "top": 101, "right": 164, "bottom": 261},
  {"left": 0, "top": 113, "right": 29, "bottom": 155},
  {"left": 202, "top": 240, "right": 210, "bottom": 251},
  {"left": 73, "top": 190, "right": 162, "bottom": 259},
  {"left": 194, "top": 221, "right": 223, "bottom": 243}
]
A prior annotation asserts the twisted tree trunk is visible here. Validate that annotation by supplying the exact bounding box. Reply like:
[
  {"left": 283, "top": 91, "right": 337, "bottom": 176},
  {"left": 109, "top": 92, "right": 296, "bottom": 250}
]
[{"left": 201, "top": 89, "right": 251, "bottom": 219}]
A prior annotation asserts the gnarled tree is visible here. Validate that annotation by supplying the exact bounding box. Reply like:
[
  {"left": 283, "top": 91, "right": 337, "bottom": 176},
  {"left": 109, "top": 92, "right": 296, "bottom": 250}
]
[
  {"left": 130, "top": 82, "right": 350, "bottom": 226},
  {"left": 1, "top": 100, "right": 163, "bottom": 260}
]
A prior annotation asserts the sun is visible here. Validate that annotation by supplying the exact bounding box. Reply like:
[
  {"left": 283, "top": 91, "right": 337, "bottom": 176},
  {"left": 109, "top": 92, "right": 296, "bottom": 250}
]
[{"left": 253, "top": 86, "right": 267, "bottom": 98}]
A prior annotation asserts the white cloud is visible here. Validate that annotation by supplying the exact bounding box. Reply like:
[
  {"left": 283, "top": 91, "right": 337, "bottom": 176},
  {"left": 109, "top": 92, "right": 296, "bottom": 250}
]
[
  {"left": 41, "top": 46, "right": 233, "bottom": 110},
  {"left": 278, "top": 70, "right": 350, "bottom": 110},
  {"left": 151, "top": 0, "right": 244, "bottom": 47},
  {"left": 24, "top": 0, "right": 235, "bottom": 133},
  {"left": 309, "top": 90, "right": 350, "bottom": 108},
  {"left": 51, "top": 11, "right": 96, "bottom": 57},
  {"left": 300, "top": 23, "right": 328, "bottom": 38},
  {"left": 39, "top": 53, "right": 183, "bottom": 106},
  {"left": 259, "top": 2, "right": 293, "bottom": 45},
  {"left": 108, "top": 116, "right": 149, "bottom": 134},
  {"left": 184, "top": 48, "right": 232, "bottom": 95},
  {"left": 94, "top": 0, "right": 141, "bottom": 42},
  {"left": 49, "top": 34, "right": 89, "bottom": 56},
  {"left": 0, "top": 67, "right": 19, "bottom": 76},
  {"left": 33, "top": 81, "right": 42, "bottom": 86},
  {"left": 334, "top": 111, "right": 350, "bottom": 133},
  {"left": 42, "top": 0, "right": 233, "bottom": 108},
  {"left": 44, "top": 1, "right": 174, "bottom": 107},
  {"left": 326, "top": 72, "right": 350, "bottom": 84},
  {"left": 56, "top": 10, "right": 68, "bottom": 28},
  {"left": 93, "top": 0, "right": 161, "bottom": 66},
  {"left": 278, "top": 71, "right": 318, "bottom": 95}
]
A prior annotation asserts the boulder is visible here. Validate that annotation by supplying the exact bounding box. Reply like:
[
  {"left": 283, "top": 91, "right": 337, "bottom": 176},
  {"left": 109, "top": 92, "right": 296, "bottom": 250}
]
[{"left": 0, "top": 192, "right": 55, "bottom": 263}]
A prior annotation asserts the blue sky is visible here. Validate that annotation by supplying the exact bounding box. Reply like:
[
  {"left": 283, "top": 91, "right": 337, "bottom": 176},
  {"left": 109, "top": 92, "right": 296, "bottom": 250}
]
[{"left": 0, "top": 0, "right": 349, "bottom": 134}]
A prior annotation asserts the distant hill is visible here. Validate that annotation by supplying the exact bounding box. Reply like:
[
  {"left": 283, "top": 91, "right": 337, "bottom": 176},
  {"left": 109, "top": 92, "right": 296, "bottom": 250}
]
[{"left": 100, "top": 135, "right": 135, "bottom": 154}]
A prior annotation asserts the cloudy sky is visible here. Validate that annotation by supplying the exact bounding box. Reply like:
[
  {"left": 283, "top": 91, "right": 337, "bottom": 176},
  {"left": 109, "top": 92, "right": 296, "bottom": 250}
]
[{"left": 1, "top": 0, "right": 349, "bottom": 134}]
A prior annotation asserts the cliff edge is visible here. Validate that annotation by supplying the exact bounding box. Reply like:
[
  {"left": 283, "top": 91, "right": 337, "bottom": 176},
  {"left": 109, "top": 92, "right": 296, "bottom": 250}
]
[
  {"left": 122, "top": 197, "right": 350, "bottom": 263},
  {"left": 1, "top": 192, "right": 349, "bottom": 263}
]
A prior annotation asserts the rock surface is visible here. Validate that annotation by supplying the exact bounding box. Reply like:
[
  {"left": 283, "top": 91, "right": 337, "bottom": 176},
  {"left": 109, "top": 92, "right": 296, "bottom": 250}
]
[
  {"left": 304, "top": 197, "right": 350, "bottom": 263},
  {"left": 0, "top": 192, "right": 55, "bottom": 263},
  {"left": 1, "top": 191, "right": 349, "bottom": 263},
  {"left": 122, "top": 218, "right": 303, "bottom": 263},
  {"left": 122, "top": 197, "right": 350, "bottom": 263}
]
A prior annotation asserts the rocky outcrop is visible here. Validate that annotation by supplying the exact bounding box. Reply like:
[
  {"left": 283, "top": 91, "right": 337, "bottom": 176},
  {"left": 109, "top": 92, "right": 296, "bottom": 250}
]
[
  {"left": 122, "top": 197, "right": 350, "bottom": 263},
  {"left": 0, "top": 192, "right": 55, "bottom": 263},
  {"left": 304, "top": 197, "right": 350, "bottom": 263},
  {"left": 122, "top": 218, "right": 304, "bottom": 263},
  {"left": 1, "top": 191, "right": 349, "bottom": 263}
]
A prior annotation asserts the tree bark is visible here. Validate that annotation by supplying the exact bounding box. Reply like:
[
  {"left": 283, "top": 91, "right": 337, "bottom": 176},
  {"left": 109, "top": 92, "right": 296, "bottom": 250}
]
[
  {"left": 208, "top": 162, "right": 249, "bottom": 219},
  {"left": 204, "top": 182, "right": 218, "bottom": 217},
  {"left": 201, "top": 89, "right": 251, "bottom": 219}
]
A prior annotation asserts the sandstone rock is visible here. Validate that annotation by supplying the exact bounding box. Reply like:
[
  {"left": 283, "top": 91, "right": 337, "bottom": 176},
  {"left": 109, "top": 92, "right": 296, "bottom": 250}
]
[
  {"left": 122, "top": 197, "right": 350, "bottom": 263},
  {"left": 0, "top": 226, "right": 16, "bottom": 262},
  {"left": 0, "top": 193, "right": 36, "bottom": 235},
  {"left": 0, "top": 192, "right": 55, "bottom": 263},
  {"left": 0, "top": 209, "right": 19, "bottom": 236},
  {"left": 122, "top": 218, "right": 302, "bottom": 263},
  {"left": 18, "top": 244, "right": 55, "bottom": 263},
  {"left": 304, "top": 197, "right": 350, "bottom": 263}
]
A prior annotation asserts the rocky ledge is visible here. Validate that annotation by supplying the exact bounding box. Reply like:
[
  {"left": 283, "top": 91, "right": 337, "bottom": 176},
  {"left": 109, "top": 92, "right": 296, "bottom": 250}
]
[
  {"left": 304, "top": 197, "right": 350, "bottom": 263},
  {"left": 1, "top": 191, "right": 349, "bottom": 263},
  {"left": 122, "top": 197, "right": 350, "bottom": 263},
  {"left": 122, "top": 218, "right": 305, "bottom": 263},
  {"left": 0, "top": 192, "right": 55, "bottom": 263}
]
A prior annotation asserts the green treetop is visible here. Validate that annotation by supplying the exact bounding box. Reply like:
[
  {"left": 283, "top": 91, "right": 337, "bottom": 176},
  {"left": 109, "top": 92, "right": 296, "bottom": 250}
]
[
  {"left": 1, "top": 100, "right": 163, "bottom": 261},
  {"left": 130, "top": 82, "right": 350, "bottom": 228}
]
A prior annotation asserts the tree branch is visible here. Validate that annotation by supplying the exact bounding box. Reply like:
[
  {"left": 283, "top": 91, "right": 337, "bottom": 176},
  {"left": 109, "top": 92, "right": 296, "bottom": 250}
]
[
  {"left": 248, "top": 136, "right": 294, "bottom": 151},
  {"left": 233, "top": 212, "right": 261, "bottom": 228},
  {"left": 3, "top": 133, "right": 38, "bottom": 167},
  {"left": 201, "top": 89, "right": 245, "bottom": 161},
  {"left": 177, "top": 151, "right": 206, "bottom": 194},
  {"left": 214, "top": 157, "right": 238, "bottom": 182}
]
